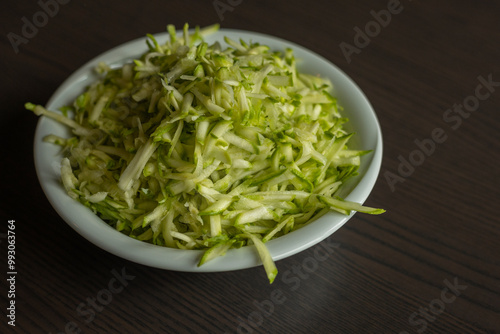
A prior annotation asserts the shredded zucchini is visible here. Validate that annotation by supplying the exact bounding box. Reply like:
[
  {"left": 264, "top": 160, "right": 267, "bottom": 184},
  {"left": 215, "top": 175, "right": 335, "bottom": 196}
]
[{"left": 27, "top": 23, "right": 384, "bottom": 283}]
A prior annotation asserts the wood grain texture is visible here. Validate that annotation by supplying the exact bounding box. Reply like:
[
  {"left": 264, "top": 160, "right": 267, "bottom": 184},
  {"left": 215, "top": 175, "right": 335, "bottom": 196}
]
[{"left": 1, "top": 0, "right": 499, "bottom": 333}]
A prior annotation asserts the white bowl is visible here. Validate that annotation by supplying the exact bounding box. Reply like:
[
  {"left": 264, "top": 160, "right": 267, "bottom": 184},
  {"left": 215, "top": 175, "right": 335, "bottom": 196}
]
[{"left": 34, "top": 29, "right": 383, "bottom": 272}]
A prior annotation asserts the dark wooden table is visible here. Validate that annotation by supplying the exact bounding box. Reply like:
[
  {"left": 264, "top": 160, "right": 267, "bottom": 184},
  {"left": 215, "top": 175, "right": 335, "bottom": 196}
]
[{"left": 1, "top": 1, "right": 499, "bottom": 333}]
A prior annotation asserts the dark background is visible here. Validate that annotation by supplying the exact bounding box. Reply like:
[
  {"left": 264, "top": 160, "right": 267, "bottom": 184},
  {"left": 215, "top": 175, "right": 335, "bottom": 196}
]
[{"left": 1, "top": 0, "right": 499, "bottom": 333}]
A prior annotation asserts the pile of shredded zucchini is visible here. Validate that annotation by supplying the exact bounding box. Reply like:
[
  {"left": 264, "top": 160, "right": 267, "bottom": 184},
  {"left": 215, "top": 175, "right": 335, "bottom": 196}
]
[{"left": 27, "top": 24, "right": 384, "bottom": 283}]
